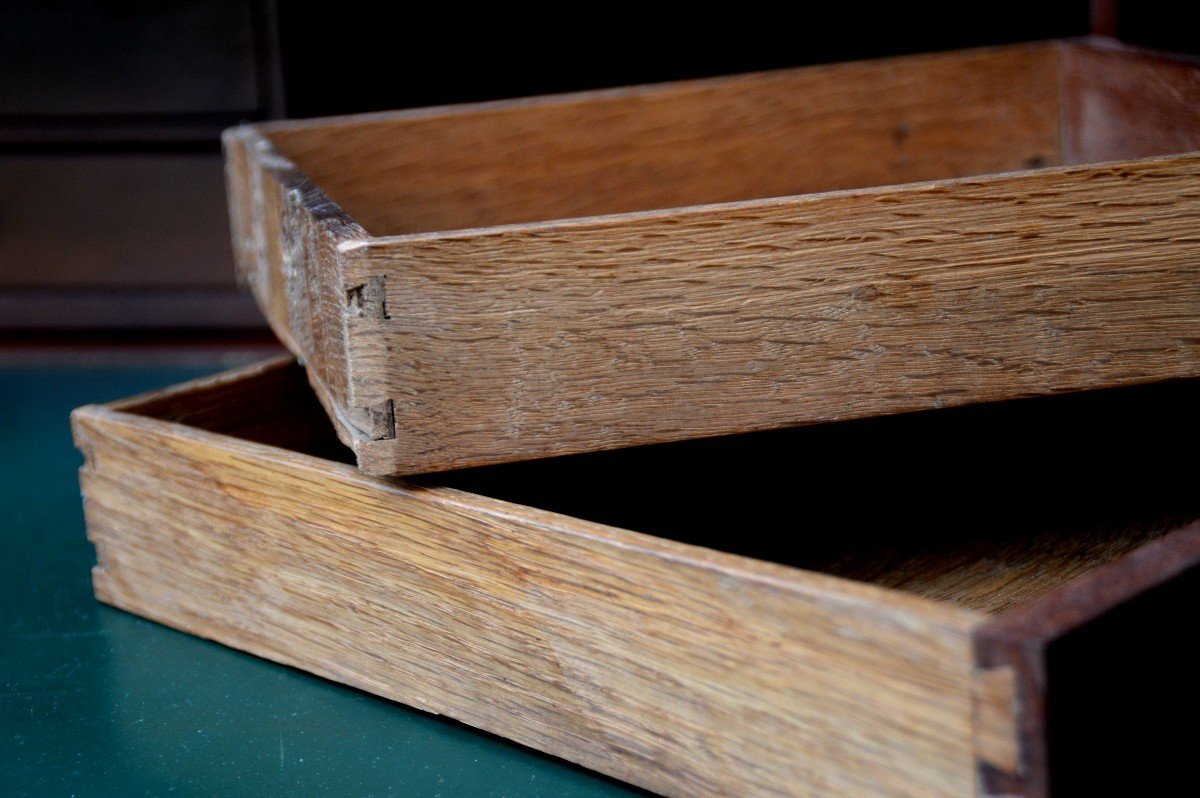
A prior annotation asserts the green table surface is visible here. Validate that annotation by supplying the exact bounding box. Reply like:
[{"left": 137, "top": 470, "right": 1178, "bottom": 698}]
[{"left": 0, "top": 365, "right": 642, "bottom": 798}]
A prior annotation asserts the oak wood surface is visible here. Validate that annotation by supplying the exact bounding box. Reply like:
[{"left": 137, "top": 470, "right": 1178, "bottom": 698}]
[
  {"left": 345, "top": 152, "right": 1200, "bottom": 473},
  {"left": 264, "top": 43, "right": 1060, "bottom": 235},
  {"left": 223, "top": 126, "right": 367, "bottom": 444},
  {"left": 225, "top": 39, "right": 1200, "bottom": 476},
  {"left": 74, "top": 359, "right": 1200, "bottom": 796},
  {"left": 75, "top": 358, "right": 981, "bottom": 798}
]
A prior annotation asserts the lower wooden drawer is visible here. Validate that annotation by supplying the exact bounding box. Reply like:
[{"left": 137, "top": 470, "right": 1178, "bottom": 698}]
[{"left": 72, "top": 358, "right": 1199, "bottom": 797}]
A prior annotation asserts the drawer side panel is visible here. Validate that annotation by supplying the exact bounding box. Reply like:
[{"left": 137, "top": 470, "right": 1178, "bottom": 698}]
[{"left": 73, "top": 404, "right": 980, "bottom": 798}]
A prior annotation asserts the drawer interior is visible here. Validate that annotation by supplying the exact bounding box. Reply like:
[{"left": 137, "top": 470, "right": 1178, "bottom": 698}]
[
  {"left": 128, "top": 363, "right": 1200, "bottom": 616},
  {"left": 261, "top": 39, "right": 1200, "bottom": 236}
]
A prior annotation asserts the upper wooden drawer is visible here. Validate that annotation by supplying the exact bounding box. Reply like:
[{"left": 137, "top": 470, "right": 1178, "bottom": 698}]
[
  {"left": 224, "top": 39, "right": 1200, "bottom": 476},
  {"left": 73, "top": 358, "right": 1200, "bottom": 797}
]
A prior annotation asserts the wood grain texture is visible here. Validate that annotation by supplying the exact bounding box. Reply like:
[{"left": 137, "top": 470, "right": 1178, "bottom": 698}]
[
  {"left": 345, "top": 154, "right": 1200, "bottom": 473},
  {"left": 73, "top": 360, "right": 1198, "bottom": 796},
  {"left": 806, "top": 515, "right": 1180, "bottom": 615},
  {"left": 223, "top": 125, "right": 369, "bottom": 444},
  {"left": 225, "top": 40, "right": 1200, "bottom": 476},
  {"left": 74, "top": 358, "right": 983, "bottom": 798},
  {"left": 264, "top": 43, "right": 1061, "bottom": 235}
]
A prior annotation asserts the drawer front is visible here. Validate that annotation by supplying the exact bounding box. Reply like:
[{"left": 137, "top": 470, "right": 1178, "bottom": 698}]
[
  {"left": 233, "top": 40, "right": 1200, "bottom": 476},
  {"left": 72, "top": 359, "right": 1200, "bottom": 797}
]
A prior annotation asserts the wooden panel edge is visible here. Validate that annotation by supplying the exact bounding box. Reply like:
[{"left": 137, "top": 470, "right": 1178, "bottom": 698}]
[
  {"left": 352, "top": 147, "right": 1200, "bottom": 247},
  {"left": 972, "top": 665, "right": 1020, "bottom": 781},
  {"left": 96, "top": 354, "right": 297, "bottom": 414},
  {"left": 222, "top": 123, "right": 376, "bottom": 449},
  {"left": 981, "top": 520, "right": 1200, "bottom": 649},
  {"left": 972, "top": 520, "right": 1200, "bottom": 797},
  {"left": 72, "top": 359, "right": 983, "bottom": 630},
  {"left": 344, "top": 151, "right": 1200, "bottom": 475}
]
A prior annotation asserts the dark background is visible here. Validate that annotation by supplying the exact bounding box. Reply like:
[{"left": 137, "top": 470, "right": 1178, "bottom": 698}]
[
  {"left": 0, "top": 0, "right": 1195, "bottom": 343},
  {"left": 0, "top": 5, "right": 1197, "bottom": 795}
]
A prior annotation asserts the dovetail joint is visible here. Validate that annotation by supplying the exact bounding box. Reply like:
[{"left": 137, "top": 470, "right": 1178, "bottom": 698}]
[
  {"left": 364, "top": 399, "right": 396, "bottom": 441},
  {"left": 346, "top": 275, "right": 390, "bottom": 320},
  {"left": 73, "top": 425, "right": 98, "bottom": 473}
]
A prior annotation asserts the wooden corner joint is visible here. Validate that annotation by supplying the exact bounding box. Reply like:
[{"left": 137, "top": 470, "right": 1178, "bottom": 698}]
[
  {"left": 70, "top": 412, "right": 110, "bottom": 579},
  {"left": 73, "top": 428, "right": 97, "bottom": 475},
  {"left": 346, "top": 275, "right": 390, "bottom": 320},
  {"left": 344, "top": 275, "right": 396, "bottom": 441},
  {"left": 70, "top": 408, "right": 107, "bottom": 475},
  {"left": 972, "top": 664, "right": 1026, "bottom": 797},
  {"left": 362, "top": 399, "right": 396, "bottom": 441},
  {"left": 335, "top": 398, "right": 397, "bottom": 443}
]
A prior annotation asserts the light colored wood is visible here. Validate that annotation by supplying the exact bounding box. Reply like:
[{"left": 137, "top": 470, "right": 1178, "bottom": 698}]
[
  {"left": 225, "top": 40, "right": 1200, "bottom": 476},
  {"left": 75, "top": 358, "right": 982, "bottom": 798},
  {"left": 972, "top": 666, "right": 1019, "bottom": 777},
  {"left": 343, "top": 152, "right": 1200, "bottom": 473},
  {"left": 73, "top": 360, "right": 1200, "bottom": 797}
]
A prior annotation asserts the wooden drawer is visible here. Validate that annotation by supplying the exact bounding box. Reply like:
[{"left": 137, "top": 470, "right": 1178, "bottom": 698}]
[
  {"left": 223, "top": 38, "right": 1200, "bottom": 476},
  {"left": 72, "top": 358, "right": 1200, "bottom": 797}
]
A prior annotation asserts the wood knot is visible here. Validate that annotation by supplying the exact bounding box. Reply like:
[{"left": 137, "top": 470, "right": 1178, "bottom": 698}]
[{"left": 851, "top": 285, "right": 880, "bottom": 302}]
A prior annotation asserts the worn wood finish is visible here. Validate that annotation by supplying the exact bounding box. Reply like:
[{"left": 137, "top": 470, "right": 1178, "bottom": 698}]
[
  {"left": 264, "top": 43, "right": 1061, "bottom": 235},
  {"left": 74, "top": 360, "right": 1200, "bottom": 796},
  {"left": 225, "top": 39, "right": 1200, "bottom": 475},
  {"left": 345, "top": 152, "right": 1200, "bottom": 474},
  {"left": 223, "top": 127, "right": 368, "bottom": 447},
  {"left": 76, "top": 359, "right": 982, "bottom": 798}
]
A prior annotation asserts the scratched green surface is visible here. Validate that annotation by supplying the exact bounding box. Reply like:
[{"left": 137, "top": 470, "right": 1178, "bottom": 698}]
[{"left": 0, "top": 366, "right": 642, "bottom": 798}]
